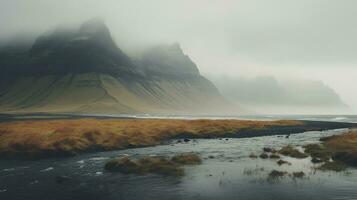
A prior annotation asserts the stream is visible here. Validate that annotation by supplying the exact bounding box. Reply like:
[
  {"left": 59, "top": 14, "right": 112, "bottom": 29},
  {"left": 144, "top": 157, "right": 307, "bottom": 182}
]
[{"left": 1, "top": 128, "right": 356, "bottom": 200}]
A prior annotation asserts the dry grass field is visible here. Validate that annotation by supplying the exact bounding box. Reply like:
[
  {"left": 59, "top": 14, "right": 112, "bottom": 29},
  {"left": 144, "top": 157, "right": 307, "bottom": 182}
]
[{"left": 0, "top": 118, "right": 301, "bottom": 159}]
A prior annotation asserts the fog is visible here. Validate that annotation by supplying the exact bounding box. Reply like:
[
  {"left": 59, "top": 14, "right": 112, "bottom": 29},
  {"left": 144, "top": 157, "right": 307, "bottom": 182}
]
[
  {"left": 1, "top": 0, "right": 356, "bottom": 114},
  {"left": 209, "top": 75, "right": 349, "bottom": 115}
]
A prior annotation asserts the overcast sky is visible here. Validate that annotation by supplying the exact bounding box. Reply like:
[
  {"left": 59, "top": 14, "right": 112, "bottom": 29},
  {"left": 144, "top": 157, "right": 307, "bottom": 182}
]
[{"left": 1, "top": 0, "right": 357, "bottom": 113}]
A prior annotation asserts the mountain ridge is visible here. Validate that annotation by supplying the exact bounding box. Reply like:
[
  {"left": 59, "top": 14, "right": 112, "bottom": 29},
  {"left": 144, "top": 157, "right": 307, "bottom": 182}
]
[{"left": 0, "top": 19, "right": 238, "bottom": 115}]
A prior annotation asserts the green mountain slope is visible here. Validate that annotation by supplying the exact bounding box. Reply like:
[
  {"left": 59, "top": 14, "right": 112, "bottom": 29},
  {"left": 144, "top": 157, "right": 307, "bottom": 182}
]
[{"left": 0, "top": 73, "right": 232, "bottom": 114}]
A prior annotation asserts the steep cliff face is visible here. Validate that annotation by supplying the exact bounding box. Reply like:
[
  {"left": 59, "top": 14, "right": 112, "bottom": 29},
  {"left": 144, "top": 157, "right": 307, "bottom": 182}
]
[
  {"left": 138, "top": 43, "right": 200, "bottom": 77},
  {"left": 0, "top": 19, "right": 235, "bottom": 115},
  {"left": 28, "top": 18, "right": 135, "bottom": 75}
]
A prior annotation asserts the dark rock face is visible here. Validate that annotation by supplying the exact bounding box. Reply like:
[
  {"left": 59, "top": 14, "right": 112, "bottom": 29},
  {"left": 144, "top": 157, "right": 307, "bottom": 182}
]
[
  {"left": 138, "top": 43, "right": 200, "bottom": 77},
  {"left": 0, "top": 19, "right": 201, "bottom": 79},
  {"left": 28, "top": 18, "right": 135, "bottom": 76},
  {"left": 0, "top": 18, "right": 135, "bottom": 78}
]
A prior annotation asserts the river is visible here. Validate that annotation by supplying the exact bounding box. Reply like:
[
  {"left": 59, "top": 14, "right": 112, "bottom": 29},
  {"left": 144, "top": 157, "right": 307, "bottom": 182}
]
[{"left": 0, "top": 127, "right": 356, "bottom": 200}]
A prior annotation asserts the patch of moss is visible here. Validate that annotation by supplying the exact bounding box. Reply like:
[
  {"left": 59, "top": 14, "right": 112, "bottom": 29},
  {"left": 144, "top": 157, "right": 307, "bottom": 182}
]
[
  {"left": 263, "top": 147, "right": 276, "bottom": 153},
  {"left": 259, "top": 153, "right": 269, "bottom": 159},
  {"left": 311, "top": 157, "right": 323, "bottom": 163},
  {"left": 318, "top": 161, "right": 347, "bottom": 172},
  {"left": 104, "top": 156, "right": 140, "bottom": 173},
  {"left": 308, "top": 131, "right": 357, "bottom": 170},
  {"left": 171, "top": 153, "right": 202, "bottom": 165},
  {"left": 277, "top": 159, "right": 291, "bottom": 166},
  {"left": 292, "top": 171, "right": 305, "bottom": 179},
  {"left": 268, "top": 170, "right": 287, "bottom": 181},
  {"left": 304, "top": 143, "right": 331, "bottom": 161},
  {"left": 332, "top": 151, "right": 357, "bottom": 167},
  {"left": 105, "top": 153, "right": 202, "bottom": 177},
  {"left": 278, "top": 145, "right": 308, "bottom": 158}
]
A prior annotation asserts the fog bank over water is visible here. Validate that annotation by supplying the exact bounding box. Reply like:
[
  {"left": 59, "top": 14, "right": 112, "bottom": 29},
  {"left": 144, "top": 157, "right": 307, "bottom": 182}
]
[
  {"left": 209, "top": 75, "right": 349, "bottom": 115},
  {"left": 1, "top": 0, "right": 356, "bottom": 114}
]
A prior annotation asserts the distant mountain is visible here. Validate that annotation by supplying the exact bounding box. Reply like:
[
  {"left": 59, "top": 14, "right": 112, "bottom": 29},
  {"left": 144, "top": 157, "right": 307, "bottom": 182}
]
[
  {"left": 0, "top": 19, "right": 237, "bottom": 115},
  {"left": 210, "top": 76, "right": 348, "bottom": 114}
]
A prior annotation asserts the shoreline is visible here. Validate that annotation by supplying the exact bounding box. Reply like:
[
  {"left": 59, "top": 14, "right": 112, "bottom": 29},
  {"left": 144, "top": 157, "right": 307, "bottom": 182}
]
[
  {"left": 1, "top": 113, "right": 357, "bottom": 123},
  {"left": 0, "top": 118, "right": 356, "bottom": 160}
]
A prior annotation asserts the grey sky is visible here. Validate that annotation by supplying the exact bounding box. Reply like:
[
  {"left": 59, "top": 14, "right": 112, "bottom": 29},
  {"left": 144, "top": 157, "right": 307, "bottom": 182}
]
[{"left": 1, "top": 0, "right": 357, "bottom": 113}]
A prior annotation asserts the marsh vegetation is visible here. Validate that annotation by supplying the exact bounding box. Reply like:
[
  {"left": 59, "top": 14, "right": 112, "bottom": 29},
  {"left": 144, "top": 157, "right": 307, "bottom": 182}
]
[
  {"left": 0, "top": 118, "right": 303, "bottom": 159},
  {"left": 104, "top": 153, "right": 202, "bottom": 176}
]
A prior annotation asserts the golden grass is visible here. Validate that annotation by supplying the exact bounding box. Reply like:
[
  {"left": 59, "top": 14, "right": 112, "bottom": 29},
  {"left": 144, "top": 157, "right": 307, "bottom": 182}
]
[
  {"left": 319, "top": 130, "right": 357, "bottom": 167},
  {"left": 321, "top": 130, "right": 357, "bottom": 153},
  {"left": 292, "top": 129, "right": 357, "bottom": 171},
  {"left": 0, "top": 118, "right": 301, "bottom": 158}
]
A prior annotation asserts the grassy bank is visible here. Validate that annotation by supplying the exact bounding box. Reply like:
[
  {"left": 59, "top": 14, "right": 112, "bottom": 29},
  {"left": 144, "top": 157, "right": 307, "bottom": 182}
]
[
  {"left": 0, "top": 118, "right": 354, "bottom": 159},
  {"left": 313, "top": 130, "right": 357, "bottom": 169}
]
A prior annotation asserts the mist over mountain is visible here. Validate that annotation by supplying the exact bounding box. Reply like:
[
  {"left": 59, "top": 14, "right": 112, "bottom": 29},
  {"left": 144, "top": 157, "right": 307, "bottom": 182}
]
[
  {"left": 137, "top": 43, "right": 200, "bottom": 77},
  {"left": 0, "top": 19, "right": 236, "bottom": 115},
  {"left": 210, "top": 75, "right": 348, "bottom": 114}
]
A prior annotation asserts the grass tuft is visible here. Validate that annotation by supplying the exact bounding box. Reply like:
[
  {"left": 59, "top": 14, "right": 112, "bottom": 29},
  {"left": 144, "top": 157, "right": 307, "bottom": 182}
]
[
  {"left": 259, "top": 153, "right": 269, "bottom": 159},
  {"left": 292, "top": 171, "right": 305, "bottom": 179},
  {"left": 104, "top": 153, "right": 202, "bottom": 177},
  {"left": 171, "top": 153, "right": 202, "bottom": 165},
  {"left": 268, "top": 170, "right": 287, "bottom": 181},
  {"left": 277, "top": 159, "right": 291, "bottom": 166},
  {"left": 278, "top": 145, "right": 308, "bottom": 158}
]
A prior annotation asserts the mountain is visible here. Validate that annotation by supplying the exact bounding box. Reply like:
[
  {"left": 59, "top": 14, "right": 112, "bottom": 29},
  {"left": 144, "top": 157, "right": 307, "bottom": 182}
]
[
  {"left": 0, "top": 19, "right": 236, "bottom": 115},
  {"left": 137, "top": 43, "right": 200, "bottom": 76},
  {"left": 210, "top": 75, "right": 348, "bottom": 114}
]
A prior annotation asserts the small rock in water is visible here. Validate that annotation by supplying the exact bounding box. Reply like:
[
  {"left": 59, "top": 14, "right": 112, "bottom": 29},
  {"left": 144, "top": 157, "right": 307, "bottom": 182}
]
[
  {"left": 285, "top": 134, "right": 290, "bottom": 139},
  {"left": 184, "top": 138, "right": 191, "bottom": 142}
]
